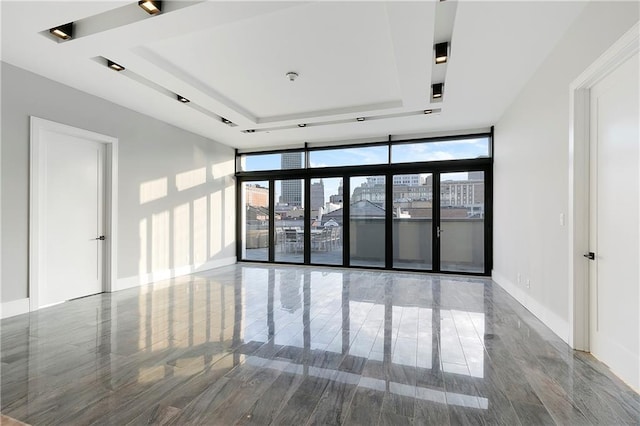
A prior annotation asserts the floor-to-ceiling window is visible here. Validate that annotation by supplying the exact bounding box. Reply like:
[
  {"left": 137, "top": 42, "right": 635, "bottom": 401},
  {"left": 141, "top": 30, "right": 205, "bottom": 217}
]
[
  {"left": 274, "top": 179, "right": 305, "bottom": 263},
  {"left": 241, "top": 181, "right": 269, "bottom": 261},
  {"left": 309, "top": 177, "right": 343, "bottom": 265},
  {"left": 393, "top": 173, "right": 433, "bottom": 270},
  {"left": 350, "top": 175, "right": 386, "bottom": 268},
  {"left": 440, "top": 171, "right": 485, "bottom": 273},
  {"left": 236, "top": 132, "right": 492, "bottom": 275}
]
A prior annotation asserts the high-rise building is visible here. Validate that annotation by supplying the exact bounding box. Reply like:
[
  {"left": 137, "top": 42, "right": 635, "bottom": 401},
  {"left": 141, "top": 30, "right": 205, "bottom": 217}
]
[
  {"left": 310, "top": 179, "right": 325, "bottom": 210},
  {"left": 329, "top": 179, "right": 344, "bottom": 204},
  {"left": 367, "top": 174, "right": 427, "bottom": 186},
  {"left": 245, "top": 184, "right": 269, "bottom": 207},
  {"left": 280, "top": 153, "right": 303, "bottom": 206}
]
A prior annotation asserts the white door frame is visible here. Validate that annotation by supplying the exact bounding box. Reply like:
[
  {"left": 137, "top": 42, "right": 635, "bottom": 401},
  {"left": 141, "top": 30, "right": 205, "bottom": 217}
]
[
  {"left": 568, "top": 23, "right": 639, "bottom": 350},
  {"left": 29, "top": 117, "right": 118, "bottom": 311}
]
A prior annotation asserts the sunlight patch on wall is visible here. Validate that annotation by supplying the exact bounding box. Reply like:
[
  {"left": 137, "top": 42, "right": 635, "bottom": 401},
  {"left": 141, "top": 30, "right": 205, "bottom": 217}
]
[
  {"left": 224, "top": 184, "right": 235, "bottom": 247},
  {"left": 139, "top": 218, "right": 148, "bottom": 276},
  {"left": 152, "top": 211, "right": 170, "bottom": 271},
  {"left": 209, "top": 191, "right": 222, "bottom": 256},
  {"left": 193, "top": 196, "right": 207, "bottom": 265},
  {"left": 140, "top": 177, "right": 167, "bottom": 204},
  {"left": 212, "top": 159, "right": 234, "bottom": 180},
  {"left": 176, "top": 167, "right": 206, "bottom": 192},
  {"left": 173, "top": 203, "right": 191, "bottom": 267}
]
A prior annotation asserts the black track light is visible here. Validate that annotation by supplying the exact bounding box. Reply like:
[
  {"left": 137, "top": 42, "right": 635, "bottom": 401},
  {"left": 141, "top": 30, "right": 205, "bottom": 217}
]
[
  {"left": 432, "top": 83, "right": 444, "bottom": 99},
  {"left": 107, "top": 60, "right": 125, "bottom": 71},
  {"left": 356, "top": 117, "right": 365, "bottom": 122},
  {"left": 49, "top": 22, "right": 73, "bottom": 41},
  {"left": 221, "top": 117, "right": 233, "bottom": 125},
  {"left": 177, "top": 94, "right": 190, "bottom": 103},
  {"left": 138, "top": 0, "right": 162, "bottom": 15},
  {"left": 435, "top": 42, "right": 449, "bottom": 64}
]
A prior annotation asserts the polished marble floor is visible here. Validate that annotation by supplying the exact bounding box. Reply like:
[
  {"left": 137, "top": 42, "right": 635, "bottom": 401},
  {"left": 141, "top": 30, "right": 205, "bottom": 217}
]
[{"left": 1, "top": 264, "right": 638, "bottom": 425}]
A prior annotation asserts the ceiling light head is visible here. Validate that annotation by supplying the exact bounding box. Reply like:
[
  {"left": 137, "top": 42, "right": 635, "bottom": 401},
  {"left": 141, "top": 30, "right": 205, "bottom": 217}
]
[
  {"left": 432, "top": 83, "right": 444, "bottom": 100},
  {"left": 138, "top": 0, "right": 162, "bottom": 15},
  {"left": 435, "top": 42, "right": 449, "bottom": 64},
  {"left": 49, "top": 22, "right": 73, "bottom": 41},
  {"left": 107, "top": 60, "right": 125, "bottom": 72},
  {"left": 298, "top": 124, "right": 306, "bottom": 128},
  {"left": 243, "top": 129, "right": 256, "bottom": 133},
  {"left": 286, "top": 71, "right": 299, "bottom": 82},
  {"left": 221, "top": 117, "right": 233, "bottom": 125},
  {"left": 424, "top": 109, "right": 433, "bottom": 114},
  {"left": 177, "top": 94, "right": 189, "bottom": 103},
  {"left": 356, "top": 117, "right": 365, "bottom": 122}
]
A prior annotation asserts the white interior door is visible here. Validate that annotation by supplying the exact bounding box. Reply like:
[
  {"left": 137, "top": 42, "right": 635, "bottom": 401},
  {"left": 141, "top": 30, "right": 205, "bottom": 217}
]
[
  {"left": 588, "top": 51, "right": 639, "bottom": 390},
  {"left": 40, "top": 130, "right": 105, "bottom": 307}
]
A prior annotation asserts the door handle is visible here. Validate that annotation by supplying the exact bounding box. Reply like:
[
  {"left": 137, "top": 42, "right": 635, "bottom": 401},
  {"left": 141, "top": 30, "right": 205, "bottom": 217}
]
[
  {"left": 95, "top": 236, "right": 105, "bottom": 241},
  {"left": 437, "top": 226, "right": 442, "bottom": 238},
  {"left": 583, "top": 252, "right": 595, "bottom": 260}
]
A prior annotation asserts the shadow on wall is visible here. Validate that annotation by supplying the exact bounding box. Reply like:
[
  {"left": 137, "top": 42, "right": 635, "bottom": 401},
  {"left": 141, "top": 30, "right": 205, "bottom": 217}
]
[{"left": 134, "top": 154, "right": 235, "bottom": 284}]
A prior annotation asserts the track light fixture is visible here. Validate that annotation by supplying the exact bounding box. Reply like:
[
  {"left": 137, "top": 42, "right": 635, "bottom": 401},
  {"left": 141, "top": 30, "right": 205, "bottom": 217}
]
[
  {"left": 356, "top": 117, "right": 365, "bottom": 122},
  {"left": 138, "top": 0, "right": 162, "bottom": 15},
  {"left": 298, "top": 124, "right": 306, "bottom": 128},
  {"left": 243, "top": 129, "right": 256, "bottom": 133},
  {"left": 49, "top": 22, "right": 73, "bottom": 41},
  {"left": 221, "top": 117, "right": 233, "bottom": 125},
  {"left": 177, "top": 94, "right": 189, "bottom": 103},
  {"left": 432, "top": 83, "right": 444, "bottom": 99},
  {"left": 435, "top": 42, "right": 449, "bottom": 64},
  {"left": 424, "top": 109, "right": 433, "bottom": 114},
  {"left": 107, "top": 60, "right": 125, "bottom": 72}
]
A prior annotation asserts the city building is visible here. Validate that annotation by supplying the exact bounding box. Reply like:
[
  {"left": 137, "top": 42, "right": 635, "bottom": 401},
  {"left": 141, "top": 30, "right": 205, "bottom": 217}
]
[
  {"left": 329, "top": 179, "right": 344, "bottom": 205},
  {"left": 310, "top": 179, "right": 325, "bottom": 210},
  {"left": 1, "top": 2, "right": 638, "bottom": 424},
  {"left": 244, "top": 183, "right": 269, "bottom": 208},
  {"left": 279, "top": 153, "right": 303, "bottom": 206},
  {"left": 368, "top": 174, "right": 428, "bottom": 186}
]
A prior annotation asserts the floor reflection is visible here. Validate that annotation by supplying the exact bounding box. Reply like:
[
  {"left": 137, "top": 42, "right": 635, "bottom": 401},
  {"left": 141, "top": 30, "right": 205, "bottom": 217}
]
[{"left": 1, "top": 264, "right": 638, "bottom": 425}]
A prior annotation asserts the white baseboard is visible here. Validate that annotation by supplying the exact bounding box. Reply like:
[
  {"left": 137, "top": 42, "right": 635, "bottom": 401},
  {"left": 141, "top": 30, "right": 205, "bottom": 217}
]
[
  {"left": 1, "top": 298, "right": 30, "bottom": 319},
  {"left": 115, "top": 256, "right": 237, "bottom": 291},
  {"left": 492, "top": 269, "right": 570, "bottom": 344}
]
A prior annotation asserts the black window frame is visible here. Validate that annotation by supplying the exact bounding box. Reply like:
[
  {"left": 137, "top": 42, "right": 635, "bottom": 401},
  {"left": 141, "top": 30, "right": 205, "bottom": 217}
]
[{"left": 235, "top": 128, "right": 493, "bottom": 276}]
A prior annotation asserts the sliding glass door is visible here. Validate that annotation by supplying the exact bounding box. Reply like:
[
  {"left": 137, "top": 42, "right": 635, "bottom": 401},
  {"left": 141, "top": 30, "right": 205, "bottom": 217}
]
[
  {"left": 274, "top": 179, "right": 305, "bottom": 263},
  {"left": 393, "top": 174, "right": 433, "bottom": 270},
  {"left": 241, "top": 181, "right": 269, "bottom": 261},
  {"left": 310, "top": 177, "right": 343, "bottom": 265},
  {"left": 350, "top": 176, "right": 385, "bottom": 268},
  {"left": 237, "top": 134, "right": 492, "bottom": 275},
  {"left": 439, "top": 171, "right": 485, "bottom": 273}
]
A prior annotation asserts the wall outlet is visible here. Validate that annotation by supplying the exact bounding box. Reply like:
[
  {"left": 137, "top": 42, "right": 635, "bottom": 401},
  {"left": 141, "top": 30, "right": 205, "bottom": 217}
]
[{"left": 526, "top": 279, "right": 531, "bottom": 289}]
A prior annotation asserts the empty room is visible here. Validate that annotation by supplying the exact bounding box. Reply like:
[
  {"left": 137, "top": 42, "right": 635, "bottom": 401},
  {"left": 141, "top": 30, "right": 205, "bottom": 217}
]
[{"left": 1, "top": 1, "right": 638, "bottom": 425}]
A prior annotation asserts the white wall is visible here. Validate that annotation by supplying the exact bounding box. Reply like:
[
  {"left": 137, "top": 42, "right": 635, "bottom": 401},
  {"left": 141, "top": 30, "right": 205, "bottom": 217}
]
[
  {"left": 493, "top": 2, "right": 639, "bottom": 341},
  {"left": 1, "top": 62, "right": 236, "bottom": 310}
]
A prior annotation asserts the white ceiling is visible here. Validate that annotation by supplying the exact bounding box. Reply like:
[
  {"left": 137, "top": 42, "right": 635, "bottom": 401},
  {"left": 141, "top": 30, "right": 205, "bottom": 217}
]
[{"left": 1, "top": 1, "right": 588, "bottom": 150}]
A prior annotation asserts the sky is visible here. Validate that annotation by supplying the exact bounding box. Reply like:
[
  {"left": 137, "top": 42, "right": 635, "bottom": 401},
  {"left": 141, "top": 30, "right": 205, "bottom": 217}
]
[{"left": 243, "top": 138, "right": 489, "bottom": 201}]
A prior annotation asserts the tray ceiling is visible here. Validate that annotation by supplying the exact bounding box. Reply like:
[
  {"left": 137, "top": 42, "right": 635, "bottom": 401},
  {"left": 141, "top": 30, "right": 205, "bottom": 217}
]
[{"left": 1, "top": 1, "right": 588, "bottom": 149}]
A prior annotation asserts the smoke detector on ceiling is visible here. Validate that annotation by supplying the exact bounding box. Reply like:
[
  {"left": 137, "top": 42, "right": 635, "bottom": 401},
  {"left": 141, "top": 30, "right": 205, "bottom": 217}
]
[{"left": 286, "top": 71, "right": 298, "bottom": 82}]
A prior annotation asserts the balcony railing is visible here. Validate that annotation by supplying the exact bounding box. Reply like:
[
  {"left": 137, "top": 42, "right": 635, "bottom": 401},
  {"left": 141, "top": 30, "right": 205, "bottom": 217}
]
[{"left": 244, "top": 218, "right": 484, "bottom": 272}]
